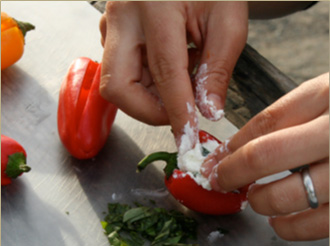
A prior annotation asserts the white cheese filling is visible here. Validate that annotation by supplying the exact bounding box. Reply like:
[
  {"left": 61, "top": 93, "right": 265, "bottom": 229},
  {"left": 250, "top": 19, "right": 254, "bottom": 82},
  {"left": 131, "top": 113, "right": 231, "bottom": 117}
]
[
  {"left": 177, "top": 138, "right": 219, "bottom": 190},
  {"left": 177, "top": 102, "right": 220, "bottom": 190}
]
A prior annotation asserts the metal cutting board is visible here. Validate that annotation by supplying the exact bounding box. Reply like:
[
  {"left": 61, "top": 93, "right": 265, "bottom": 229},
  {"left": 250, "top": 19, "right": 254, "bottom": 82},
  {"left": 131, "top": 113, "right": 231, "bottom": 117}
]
[{"left": 1, "top": 1, "right": 328, "bottom": 246}]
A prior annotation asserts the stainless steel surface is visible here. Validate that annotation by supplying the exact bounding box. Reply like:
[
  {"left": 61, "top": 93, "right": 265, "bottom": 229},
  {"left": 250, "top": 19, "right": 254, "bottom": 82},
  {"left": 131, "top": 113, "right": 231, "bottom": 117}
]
[{"left": 1, "top": 1, "right": 328, "bottom": 245}]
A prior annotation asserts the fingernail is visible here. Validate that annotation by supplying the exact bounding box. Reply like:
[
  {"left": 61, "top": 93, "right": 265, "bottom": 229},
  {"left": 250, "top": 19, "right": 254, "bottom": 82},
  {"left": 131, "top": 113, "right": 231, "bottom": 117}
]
[
  {"left": 207, "top": 93, "right": 224, "bottom": 117},
  {"left": 248, "top": 183, "right": 258, "bottom": 192},
  {"left": 247, "top": 183, "right": 258, "bottom": 199},
  {"left": 216, "top": 140, "right": 231, "bottom": 157},
  {"left": 209, "top": 164, "right": 227, "bottom": 193},
  {"left": 194, "top": 63, "right": 225, "bottom": 121},
  {"left": 198, "top": 93, "right": 224, "bottom": 121},
  {"left": 201, "top": 141, "right": 230, "bottom": 177},
  {"left": 207, "top": 93, "right": 221, "bottom": 106},
  {"left": 201, "top": 156, "right": 218, "bottom": 177}
]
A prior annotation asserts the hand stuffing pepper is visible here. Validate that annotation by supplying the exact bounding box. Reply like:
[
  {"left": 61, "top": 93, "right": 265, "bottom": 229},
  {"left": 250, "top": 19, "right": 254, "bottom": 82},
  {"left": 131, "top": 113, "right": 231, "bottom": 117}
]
[
  {"left": 57, "top": 57, "right": 118, "bottom": 159},
  {"left": 137, "top": 130, "right": 251, "bottom": 215},
  {"left": 1, "top": 135, "right": 31, "bottom": 186},
  {"left": 1, "top": 12, "right": 35, "bottom": 70}
]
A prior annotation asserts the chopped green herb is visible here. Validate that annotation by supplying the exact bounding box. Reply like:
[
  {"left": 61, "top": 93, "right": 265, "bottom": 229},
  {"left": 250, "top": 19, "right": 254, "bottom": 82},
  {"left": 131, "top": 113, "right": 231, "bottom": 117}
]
[
  {"left": 201, "top": 147, "right": 210, "bottom": 157},
  {"left": 102, "top": 202, "right": 198, "bottom": 246}
]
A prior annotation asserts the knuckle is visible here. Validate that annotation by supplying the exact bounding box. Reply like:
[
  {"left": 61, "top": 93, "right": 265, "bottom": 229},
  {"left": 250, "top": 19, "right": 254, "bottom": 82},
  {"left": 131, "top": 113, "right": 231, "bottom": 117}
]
[
  {"left": 248, "top": 184, "right": 290, "bottom": 215},
  {"left": 150, "top": 57, "right": 186, "bottom": 88},
  {"left": 266, "top": 185, "right": 288, "bottom": 214},
  {"left": 251, "top": 107, "right": 278, "bottom": 138},
  {"left": 242, "top": 137, "right": 275, "bottom": 176},
  {"left": 170, "top": 105, "right": 189, "bottom": 123},
  {"left": 241, "top": 139, "right": 262, "bottom": 171},
  {"left": 99, "top": 75, "right": 120, "bottom": 103},
  {"left": 206, "top": 61, "right": 231, "bottom": 87}
]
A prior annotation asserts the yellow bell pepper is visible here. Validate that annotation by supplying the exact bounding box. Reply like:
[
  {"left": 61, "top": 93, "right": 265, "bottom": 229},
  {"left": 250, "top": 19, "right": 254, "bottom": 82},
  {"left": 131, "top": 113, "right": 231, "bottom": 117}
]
[{"left": 1, "top": 12, "right": 35, "bottom": 70}]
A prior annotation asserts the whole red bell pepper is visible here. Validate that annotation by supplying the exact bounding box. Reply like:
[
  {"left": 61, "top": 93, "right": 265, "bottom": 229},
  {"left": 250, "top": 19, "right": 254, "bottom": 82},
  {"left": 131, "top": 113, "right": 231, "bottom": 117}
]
[
  {"left": 137, "top": 130, "right": 250, "bottom": 215},
  {"left": 1, "top": 135, "right": 31, "bottom": 186},
  {"left": 57, "top": 57, "right": 117, "bottom": 159}
]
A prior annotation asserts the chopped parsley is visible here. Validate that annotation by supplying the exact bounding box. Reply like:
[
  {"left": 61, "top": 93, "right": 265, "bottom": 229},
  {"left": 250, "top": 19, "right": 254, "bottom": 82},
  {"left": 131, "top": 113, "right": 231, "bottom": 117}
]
[{"left": 101, "top": 202, "right": 198, "bottom": 246}]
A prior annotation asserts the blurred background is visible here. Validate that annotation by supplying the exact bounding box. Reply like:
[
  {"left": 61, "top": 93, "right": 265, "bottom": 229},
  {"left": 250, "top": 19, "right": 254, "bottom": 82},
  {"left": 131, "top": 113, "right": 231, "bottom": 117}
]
[{"left": 248, "top": 1, "right": 329, "bottom": 85}]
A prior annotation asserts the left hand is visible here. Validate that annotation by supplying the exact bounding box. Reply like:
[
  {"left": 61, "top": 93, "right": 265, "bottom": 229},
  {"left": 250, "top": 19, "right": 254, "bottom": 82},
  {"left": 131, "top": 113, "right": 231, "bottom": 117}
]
[
  {"left": 202, "top": 73, "right": 329, "bottom": 241},
  {"left": 99, "top": 1, "right": 248, "bottom": 150}
]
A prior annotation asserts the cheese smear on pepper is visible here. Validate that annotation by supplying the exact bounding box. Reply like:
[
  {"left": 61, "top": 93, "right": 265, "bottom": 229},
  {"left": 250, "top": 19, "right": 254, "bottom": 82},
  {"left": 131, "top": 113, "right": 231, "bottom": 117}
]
[{"left": 177, "top": 121, "right": 219, "bottom": 190}]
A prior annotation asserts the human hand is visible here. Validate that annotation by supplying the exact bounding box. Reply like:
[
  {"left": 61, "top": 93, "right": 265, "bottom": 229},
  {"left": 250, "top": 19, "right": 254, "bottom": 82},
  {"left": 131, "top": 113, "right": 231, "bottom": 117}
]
[
  {"left": 99, "top": 1, "right": 248, "bottom": 151},
  {"left": 202, "top": 73, "right": 329, "bottom": 241}
]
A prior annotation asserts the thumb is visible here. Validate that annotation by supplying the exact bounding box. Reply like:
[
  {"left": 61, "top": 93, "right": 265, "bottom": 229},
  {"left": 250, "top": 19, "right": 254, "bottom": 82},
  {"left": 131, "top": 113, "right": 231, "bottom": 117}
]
[{"left": 194, "top": 2, "right": 248, "bottom": 121}]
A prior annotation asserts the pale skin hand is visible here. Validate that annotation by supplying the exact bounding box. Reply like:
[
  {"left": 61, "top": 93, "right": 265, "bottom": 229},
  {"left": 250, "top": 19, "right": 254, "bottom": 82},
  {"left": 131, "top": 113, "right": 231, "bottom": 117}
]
[
  {"left": 202, "top": 73, "right": 329, "bottom": 241},
  {"left": 99, "top": 1, "right": 248, "bottom": 148}
]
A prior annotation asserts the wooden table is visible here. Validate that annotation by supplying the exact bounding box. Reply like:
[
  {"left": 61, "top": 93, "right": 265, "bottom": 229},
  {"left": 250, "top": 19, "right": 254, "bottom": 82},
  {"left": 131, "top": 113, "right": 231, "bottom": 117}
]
[{"left": 1, "top": 2, "right": 328, "bottom": 246}]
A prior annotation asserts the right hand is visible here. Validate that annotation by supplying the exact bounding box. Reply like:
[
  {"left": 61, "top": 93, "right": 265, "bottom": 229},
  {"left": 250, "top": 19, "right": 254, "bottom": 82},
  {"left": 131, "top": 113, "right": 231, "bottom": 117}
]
[{"left": 202, "top": 73, "right": 329, "bottom": 241}]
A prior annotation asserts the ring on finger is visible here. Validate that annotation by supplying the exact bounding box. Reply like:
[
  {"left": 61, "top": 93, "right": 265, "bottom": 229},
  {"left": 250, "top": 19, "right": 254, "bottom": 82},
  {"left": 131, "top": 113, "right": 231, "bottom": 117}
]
[{"left": 301, "top": 166, "right": 319, "bottom": 209}]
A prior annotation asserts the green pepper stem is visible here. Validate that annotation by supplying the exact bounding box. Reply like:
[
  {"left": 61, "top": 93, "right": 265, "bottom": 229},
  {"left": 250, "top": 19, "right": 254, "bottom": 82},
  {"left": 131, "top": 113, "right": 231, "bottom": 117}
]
[
  {"left": 14, "top": 18, "right": 35, "bottom": 37},
  {"left": 137, "top": 152, "right": 178, "bottom": 179},
  {"left": 5, "top": 152, "right": 31, "bottom": 178},
  {"left": 19, "top": 164, "right": 31, "bottom": 173}
]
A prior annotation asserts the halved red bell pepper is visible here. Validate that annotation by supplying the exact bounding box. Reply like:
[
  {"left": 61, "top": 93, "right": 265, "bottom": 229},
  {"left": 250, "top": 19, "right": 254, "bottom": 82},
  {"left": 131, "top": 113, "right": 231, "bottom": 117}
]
[
  {"left": 57, "top": 57, "right": 117, "bottom": 159},
  {"left": 1, "top": 135, "right": 31, "bottom": 186},
  {"left": 137, "top": 130, "right": 250, "bottom": 215}
]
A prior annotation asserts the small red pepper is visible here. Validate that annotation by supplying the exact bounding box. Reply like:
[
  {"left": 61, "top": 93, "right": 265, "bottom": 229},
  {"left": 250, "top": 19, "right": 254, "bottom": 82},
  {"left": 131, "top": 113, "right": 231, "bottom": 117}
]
[
  {"left": 1, "top": 135, "right": 31, "bottom": 186},
  {"left": 57, "top": 57, "right": 117, "bottom": 159},
  {"left": 137, "top": 130, "right": 250, "bottom": 215}
]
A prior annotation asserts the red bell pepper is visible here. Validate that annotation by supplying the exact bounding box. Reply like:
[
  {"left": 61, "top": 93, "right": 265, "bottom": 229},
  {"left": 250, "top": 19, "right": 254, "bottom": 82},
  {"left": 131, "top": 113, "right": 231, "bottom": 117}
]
[
  {"left": 137, "top": 130, "right": 250, "bottom": 215},
  {"left": 57, "top": 57, "right": 117, "bottom": 159},
  {"left": 1, "top": 135, "right": 31, "bottom": 186}
]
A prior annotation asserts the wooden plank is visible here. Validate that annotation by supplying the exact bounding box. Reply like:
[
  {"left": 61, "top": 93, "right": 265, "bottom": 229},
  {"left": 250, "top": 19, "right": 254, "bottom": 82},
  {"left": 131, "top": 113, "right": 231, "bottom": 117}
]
[
  {"left": 89, "top": 1, "right": 106, "bottom": 13},
  {"left": 227, "top": 44, "right": 296, "bottom": 128}
]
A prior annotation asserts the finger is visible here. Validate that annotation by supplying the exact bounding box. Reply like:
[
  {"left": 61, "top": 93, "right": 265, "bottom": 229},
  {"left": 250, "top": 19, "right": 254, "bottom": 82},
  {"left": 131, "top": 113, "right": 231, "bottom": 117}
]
[
  {"left": 209, "top": 114, "right": 329, "bottom": 192},
  {"left": 201, "top": 139, "right": 231, "bottom": 176},
  {"left": 194, "top": 2, "right": 248, "bottom": 121},
  {"left": 202, "top": 73, "right": 329, "bottom": 176},
  {"left": 269, "top": 203, "right": 329, "bottom": 241},
  {"left": 141, "top": 2, "right": 198, "bottom": 151},
  {"left": 100, "top": 2, "right": 169, "bottom": 126},
  {"left": 227, "top": 72, "right": 329, "bottom": 152},
  {"left": 99, "top": 13, "right": 107, "bottom": 47},
  {"left": 248, "top": 162, "right": 329, "bottom": 216}
]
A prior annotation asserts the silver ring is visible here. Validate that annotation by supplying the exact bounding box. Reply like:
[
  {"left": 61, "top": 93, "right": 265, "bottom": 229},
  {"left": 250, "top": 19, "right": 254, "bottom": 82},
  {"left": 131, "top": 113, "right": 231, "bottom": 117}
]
[{"left": 301, "top": 167, "right": 319, "bottom": 209}]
